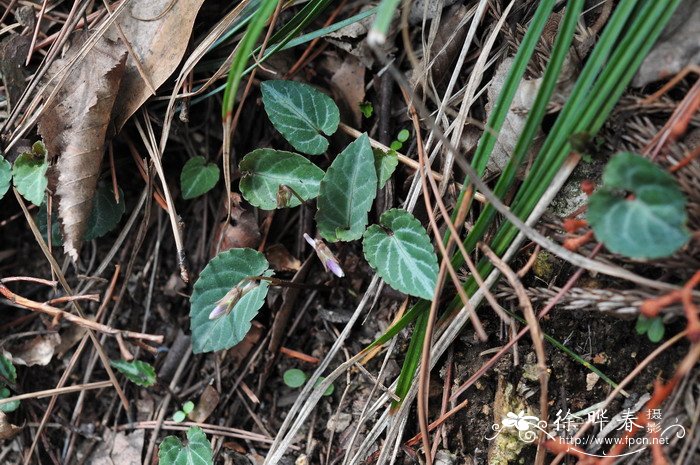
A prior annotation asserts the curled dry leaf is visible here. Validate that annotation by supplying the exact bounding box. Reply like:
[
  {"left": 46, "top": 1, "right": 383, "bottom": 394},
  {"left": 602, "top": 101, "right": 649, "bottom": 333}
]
[
  {"left": 37, "top": 37, "right": 127, "bottom": 261},
  {"left": 210, "top": 193, "right": 261, "bottom": 256},
  {"left": 106, "top": 0, "right": 206, "bottom": 130},
  {"left": 3, "top": 333, "right": 61, "bottom": 366},
  {"left": 0, "top": 412, "right": 22, "bottom": 440},
  {"left": 265, "top": 244, "right": 301, "bottom": 272}
]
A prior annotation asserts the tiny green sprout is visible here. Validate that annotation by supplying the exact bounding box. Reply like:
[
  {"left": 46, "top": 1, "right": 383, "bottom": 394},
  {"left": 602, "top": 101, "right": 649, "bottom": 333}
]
[
  {"left": 635, "top": 315, "right": 665, "bottom": 343},
  {"left": 172, "top": 400, "right": 195, "bottom": 422},
  {"left": 315, "top": 376, "right": 334, "bottom": 396},
  {"left": 182, "top": 401, "right": 195, "bottom": 415},
  {"left": 389, "top": 140, "right": 402, "bottom": 152},
  {"left": 359, "top": 101, "right": 374, "bottom": 118},
  {"left": 397, "top": 129, "right": 409, "bottom": 143},
  {"left": 283, "top": 368, "right": 307, "bottom": 388}
]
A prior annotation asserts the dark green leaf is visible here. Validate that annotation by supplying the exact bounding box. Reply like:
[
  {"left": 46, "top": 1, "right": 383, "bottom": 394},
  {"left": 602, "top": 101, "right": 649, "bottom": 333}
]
[
  {"left": 158, "top": 426, "right": 213, "bottom": 465},
  {"left": 588, "top": 152, "right": 689, "bottom": 259},
  {"left": 12, "top": 152, "right": 48, "bottom": 206},
  {"left": 110, "top": 359, "right": 156, "bottom": 387},
  {"left": 84, "top": 184, "right": 125, "bottom": 241},
  {"left": 190, "top": 249, "right": 272, "bottom": 353},
  {"left": 373, "top": 148, "right": 398, "bottom": 189},
  {"left": 181, "top": 156, "right": 220, "bottom": 199},
  {"left": 363, "top": 209, "right": 438, "bottom": 299},
  {"left": 316, "top": 134, "right": 377, "bottom": 242},
  {"left": 261, "top": 80, "right": 340, "bottom": 155},
  {"left": 239, "top": 149, "right": 324, "bottom": 209},
  {"left": 0, "top": 387, "right": 19, "bottom": 413},
  {"left": 0, "top": 354, "right": 16, "bottom": 384},
  {"left": 0, "top": 155, "right": 11, "bottom": 200}
]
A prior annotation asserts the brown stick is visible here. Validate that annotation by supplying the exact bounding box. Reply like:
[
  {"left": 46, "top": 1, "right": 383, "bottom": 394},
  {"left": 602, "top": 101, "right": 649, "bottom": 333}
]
[{"left": 0, "top": 284, "right": 163, "bottom": 344}]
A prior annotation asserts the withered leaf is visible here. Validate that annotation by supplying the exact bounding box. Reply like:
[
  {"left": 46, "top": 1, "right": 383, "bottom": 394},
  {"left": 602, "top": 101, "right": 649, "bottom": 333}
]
[
  {"left": 0, "top": 412, "right": 22, "bottom": 440},
  {"left": 37, "top": 37, "right": 127, "bottom": 261},
  {"left": 106, "top": 0, "right": 206, "bottom": 130}
]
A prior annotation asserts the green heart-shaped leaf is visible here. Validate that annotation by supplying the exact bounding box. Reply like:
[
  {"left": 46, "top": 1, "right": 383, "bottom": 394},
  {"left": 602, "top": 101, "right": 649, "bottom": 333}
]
[
  {"left": 158, "top": 426, "right": 213, "bottom": 465},
  {"left": 13, "top": 152, "right": 48, "bottom": 206},
  {"left": 363, "top": 209, "right": 439, "bottom": 299},
  {"left": 316, "top": 134, "right": 377, "bottom": 242},
  {"left": 0, "top": 155, "right": 11, "bottom": 200},
  {"left": 373, "top": 148, "right": 398, "bottom": 189},
  {"left": 181, "top": 156, "right": 220, "bottom": 199},
  {"left": 261, "top": 80, "right": 340, "bottom": 155},
  {"left": 110, "top": 359, "right": 156, "bottom": 387},
  {"left": 190, "top": 248, "right": 272, "bottom": 353},
  {"left": 587, "top": 152, "right": 689, "bottom": 259},
  {"left": 0, "top": 354, "right": 16, "bottom": 384},
  {"left": 239, "top": 149, "right": 324, "bottom": 210}
]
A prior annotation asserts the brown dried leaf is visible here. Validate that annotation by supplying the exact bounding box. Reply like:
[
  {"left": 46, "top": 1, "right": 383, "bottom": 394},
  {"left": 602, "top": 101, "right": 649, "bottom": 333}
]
[
  {"left": 107, "top": 0, "right": 206, "bottom": 130},
  {"left": 87, "top": 429, "right": 144, "bottom": 465},
  {"left": 3, "top": 333, "right": 61, "bottom": 366},
  {"left": 265, "top": 244, "right": 301, "bottom": 272},
  {"left": 37, "top": 37, "right": 127, "bottom": 261},
  {"left": 0, "top": 34, "right": 31, "bottom": 112},
  {"left": 0, "top": 412, "right": 22, "bottom": 440},
  {"left": 330, "top": 55, "right": 366, "bottom": 126},
  {"left": 210, "top": 193, "right": 261, "bottom": 256},
  {"left": 190, "top": 385, "right": 220, "bottom": 423}
]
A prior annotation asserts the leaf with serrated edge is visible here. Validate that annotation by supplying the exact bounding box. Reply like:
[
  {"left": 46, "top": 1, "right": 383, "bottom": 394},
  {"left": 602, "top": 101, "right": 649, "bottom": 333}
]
[
  {"left": 316, "top": 134, "right": 377, "bottom": 242},
  {"left": 0, "top": 156, "right": 11, "bottom": 199},
  {"left": 12, "top": 153, "right": 48, "bottom": 206},
  {"left": 373, "top": 149, "right": 398, "bottom": 189},
  {"left": 110, "top": 359, "right": 156, "bottom": 387},
  {"left": 0, "top": 354, "right": 15, "bottom": 384},
  {"left": 588, "top": 152, "right": 689, "bottom": 259},
  {"left": 158, "top": 426, "right": 213, "bottom": 465},
  {"left": 261, "top": 80, "right": 340, "bottom": 155},
  {"left": 181, "top": 156, "right": 220, "bottom": 199},
  {"left": 0, "top": 387, "right": 19, "bottom": 413},
  {"left": 190, "top": 249, "right": 272, "bottom": 353},
  {"left": 239, "top": 149, "right": 324, "bottom": 209},
  {"left": 363, "top": 209, "right": 438, "bottom": 299}
]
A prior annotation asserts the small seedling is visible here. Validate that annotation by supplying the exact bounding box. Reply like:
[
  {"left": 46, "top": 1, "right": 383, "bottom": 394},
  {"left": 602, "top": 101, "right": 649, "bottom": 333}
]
[
  {"left": 635, "top": 315, "right": 665, "bottom": 343},
  {"left": 0, "top": 355, "right": 19, "bottom": 413},
  {"left": 172, "top": 400, "right": 195, "bottom": 422},
  {"left": 283, "top": 368, "right": 307, "bottom": 388},
  {"left": 359, "top": 101, "right": 374, "bottom": 118},
  {"left": 283, "top": 368, "right": 334, "bottom": 396}
]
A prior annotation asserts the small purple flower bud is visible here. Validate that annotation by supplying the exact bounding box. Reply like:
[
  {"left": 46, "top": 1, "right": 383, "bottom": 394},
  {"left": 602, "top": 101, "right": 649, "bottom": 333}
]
[
  {"left": 325, "top": 257, "right": 345, "bottom": 278},
  {"left": 208, "top": 279, "right": 259, "bottom": 320},
  {"left": 304, "top": 233, "right": 344, "bottom": 278}
]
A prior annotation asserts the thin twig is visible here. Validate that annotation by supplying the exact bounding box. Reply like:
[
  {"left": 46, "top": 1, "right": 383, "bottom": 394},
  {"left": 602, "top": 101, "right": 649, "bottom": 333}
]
[{"left": 0, "top": 285, "right": 163, "bottom": 343}]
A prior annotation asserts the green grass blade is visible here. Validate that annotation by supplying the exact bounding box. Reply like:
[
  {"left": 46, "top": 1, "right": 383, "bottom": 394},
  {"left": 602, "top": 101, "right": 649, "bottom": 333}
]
[{"left": 221, "top": 0, "right": 279, "bottom": 119}]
